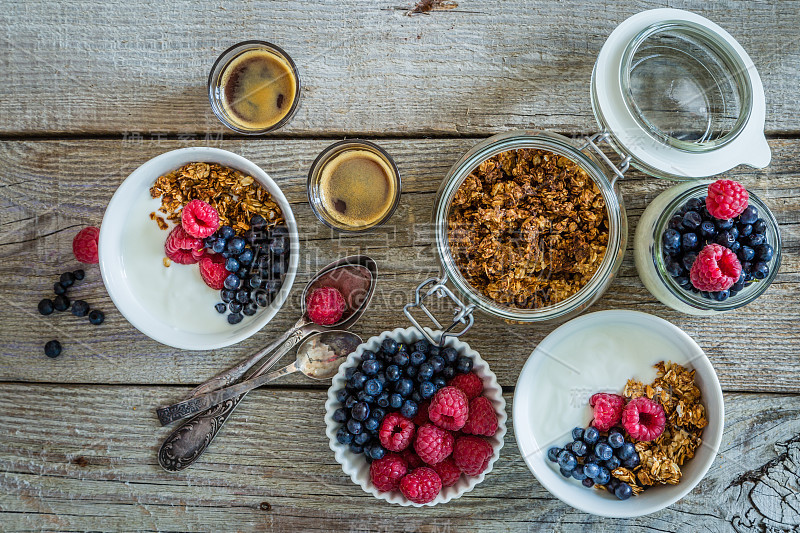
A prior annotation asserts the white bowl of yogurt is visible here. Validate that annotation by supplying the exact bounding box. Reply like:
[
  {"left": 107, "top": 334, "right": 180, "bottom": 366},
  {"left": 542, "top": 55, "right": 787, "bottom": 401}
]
[
  {"left": 513, "top": 310, "right": 723, "bottom": 518},
  {"left": 99, "top": 147, "right": 299, "bottom": 350}
]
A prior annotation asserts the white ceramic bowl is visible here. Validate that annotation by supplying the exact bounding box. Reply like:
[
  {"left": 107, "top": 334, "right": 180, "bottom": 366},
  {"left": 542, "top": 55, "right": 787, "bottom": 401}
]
[
  {"left": 99, "top": 147, "right": 299, "bottom": 350},
  {"left": 325, "top": 327, "right": 507, "bottom": 506},
  {"left": 513, "top": 310, "right": 724, "bottom": 518}
]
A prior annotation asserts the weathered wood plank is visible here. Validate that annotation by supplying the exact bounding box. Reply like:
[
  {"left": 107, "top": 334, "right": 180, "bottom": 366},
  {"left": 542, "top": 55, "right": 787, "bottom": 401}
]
[
  {"left": 0, "top": 384, "right": 797, "bottom": 532},
  {"left": 0, "top": 0, "right": 797, "bottom": 136},
  {"left": 0, "top": 138, "right": 798, "bottom": 392}
]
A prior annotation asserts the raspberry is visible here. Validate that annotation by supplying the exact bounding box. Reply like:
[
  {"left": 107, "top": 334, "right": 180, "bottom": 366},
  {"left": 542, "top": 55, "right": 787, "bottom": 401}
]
[
  {"left": 414, "top": 423, "right": 454, "bottom": 465},
  {"left": 400, "top": 448, "right": 424, "bottom": 470},
  {"left": 369, "top": 453, "right": 408, "bottom": 492},
  {"left": 164, "top": 226, "right": 205, "bottom": 265},
  {"left": 432, "top": 457, "right": 462, "bottom": 487},
  {"left": 589, "top": 393, "right": 625, "bottom": 432},
  {"left": 621, "top": 396, "right": 666, "bottom": 441},
  {"left": 453, "top": 435, "right": 493, "bottom": 476},
  {"left": 198, "top": 254, "right": 228, "bottom": 290},
  {"left": 448, "top": 372, "right": 483, "bottom": 400},
  {"left": 399, "top": 467, "right": 442, "bottom": 504},
  {"left": 690, "top": 243, "right": 742, "bottom": 292},
  {"left": 461, "top": 396, "right": 498, "bottom": 437},
  {"left": 72, "top": 226, "right": 100, "bottom": 264},
  {"left": 428, "top": 386, "right": 469, "bottom": 431},
  {"left": 378, "top": 413, "right": 416, "bottom": 452},
  {"left": 181, "top": 199, "right": 220, "bottom": 238},
  {"left": 306, "top": 287, "right": 346, "bottom": 326},
  {"left": 706, "top": 179, "right": 749, "bottom": 219},
  {"left": 413, "top": 401, "right": 430, "bottom": 427}
]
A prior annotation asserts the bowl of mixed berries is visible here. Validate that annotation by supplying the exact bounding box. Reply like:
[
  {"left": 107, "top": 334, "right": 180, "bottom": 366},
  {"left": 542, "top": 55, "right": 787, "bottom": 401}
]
[{"left": 325, "top": 327, "right": 506, "bottom": 506}]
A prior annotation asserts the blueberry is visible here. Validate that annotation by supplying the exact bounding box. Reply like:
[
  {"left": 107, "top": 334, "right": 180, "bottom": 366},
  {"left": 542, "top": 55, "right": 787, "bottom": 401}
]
[
  {"left": 372, "top": 407, "right": 386, "bottom": 422},
  {"left": 442, "top": 347, "right": 459, "bottom": 364},
  {"left": 730, "top": 240, "right": 741, "bottom": 254},
  {"left": 420, "top": 381, "right": 436, "bottom": 399},
  {"left": 747, "top": 233, "right": 766, "bottom": 248},
  {"left": 226, "top": 236, "right": 246, "bottom": 255},
  {"left": 414, "top": 339, "right": 431, "bottom": 354},
  {"left": 729, "top": 225, "right": 740, "bottom": 241},
  {"left": 456, "top": 356, "right": 473, "bottom": 374},
  {"left": 433, "top": 376, "right": 446, "bottom": 390},
  {"left": 753, "top": 218, "right": 767, "bottom": 234},
  {"left": 228, "top": 301, "right": 242, "bottom": 314},
  {"left": 44, "top": 340, "right": 62, "bottom": 358},
  {"left": 336, "top": 388, "right": 349, "bottom": 404},
  {"left": 585, "top": 453, "right": 597, "bottom": 464},
  {"left": 582, "top": 477, "right": 595, "bottom": 488},
  {"left": 700, "top": 221, "right": 717, "bottom": 238},
  {"left": 269, "top": 236, "right": 287, "bottom": 255},
  {"left": 594, "top": 466, "right": 611, "bottom": 485},
  {"left": 441, "top": 366, "right": 456, "bottom": 380},
  {"left": 557, "top": 450, "right": 577, "bottom": 471},
  {"left": 429, "top": 355, "right": 445, "bottom": 373},
  {"left": 389, "top": 393, "right": 403, "bottom": 409},
  {"left": 738, "top": 223, "right": 753, "bottom": 238},
  {"left": 212, "top": 240, "right": 226, "bottom": 253},
  {"left": 681, "top": 232, "right": 698, "bottom": 251},
  {"left": 665, "top": 259, "right": 684, "bottom": 277},
  {"left": 604, "top": 455, "right": 621, "bottom": 470},
  {"left": 73, "top": 269, "right": 85, "bottom": 281},
  {"left": 243, "top": 303, "right": 258, "bottom": 316},
  {"left": 417, "top": 363, "right": 434, "bottom": 382},
  {"left": 583, "top": 462, "right": 600, "bottom": 479},
  {"left": 355, "top": 392, "right": 373, "bottom": 405},
  {"left": 364, "top": 379, "right": 382, "bottom": 396},
  {"left": 333, "top": 408, "right": 348, "bottom": 423},
  {"left": 238, "top": 248, "right": 254, "bottom": 265},
  {"left": 54, "top": 282, "right": 66, "bottom": 295},
  {"left": 224, "top": 274, "right": 241, "bottom": 290},
  {"left": 400, "top": 400, "right": 418, "bottom": 419},
  {"left": 411, "top": 391, "right": 422, "bottom": 403},
  {"left": 738, "top": 245, "right": 755, "bottom": 262},
  {"left": 53, "top": 295, "right": 70, "bottom": 312},
  {"left": 227, "top": 312, "right": 243, "bottom": 325},
  {"left": 572, "top": 468, "right": 587, "bottom": 481},
  {"left": 349, "top": 371, "right": 367, "bottom": 390},
  {"left": 235, "top": 290, "right": 250, "bottom": 304},
  {"left": 731, "top": 274, "right": 746, "bottom": 292},
  {"left": 571, "top": 427, "right": 584, "bottom": 441},
  {"left": 236, "top": 267, "right": 248, "bottom": 279},
  {"left": 351, "top": 402, "right": 370, "bottom": 421},
  {"left": 376, "top": 392, "right": 390, "bottom": 408},
  {"left": 675, "top": 276, "right": 691, "bottom": 288},
  {"left": 559, "top": 467, "right": 573, "bottom": 478},
  {"left": 71, "top": 300, "right": 89, "bottom": 317},
  {"left": 349, "top": 444, "right": 364, "bottom": 454},
  {"left": 395, "top": 379, "right": 414, "bottom": 397},
  {"left": 662, "top": 228, "right": 681, "bottom": 252},
  {"left": 385, "top": 365, "right": 401, "bottom": 382},
  {"left": 686, "top": 197, "right": 703, "bottom": 211},
  {"left": 219, "top": 225, "right": 235, "bottom": 239},
  {"left": 583, "top": 427, "right": 599, "bottom": 445},
  {"left": 362, "top": 359, "right": 382, "bottom": 376},
  {"left": 393, "top": 351, "right": 410, "bottom": 367},
  {"left": 608, "top": 431, "right": 624, "bottom": 449},
  {"left": 381, "top": 338, "right": 398, "bottom": 355},
  {"left": 38, "top": 299, "right": 54, "bottom": 315},
  {"left": 716, "top": 218, "right": 734, "bottom": 230},
  {"left": 374, "top": 373, "right": 387, "bottom": 386},
  {"left": 367, "top": 444, "right": 386, "bottom": 460},
  {"left": 682, "top": 252, "right": 698, "bottom": 272},
  {"left": 740, "top": 205, "right": 758, "bottom": 225},
  {"left": 354, "top": 431, "right": 372, "bottom": 445},
  {"left": 347, "top": 418, "right": 365, "bottom": 435},
  {"left": 336, "top": 427, "right": 353, "bottom": 445},
  {"left": 220, "top": 290, "right": 234, "bottom": 303},
  {"left": 682, "top": 210, "right": 702, "bottom": 230},
  {"left": 753, "top": 261, "right": 770, "bottom": 279},
  {"left": 410, "top": 351, "right": 426, "bottom": 366},
  {"left": 595, "top": 442, "right": 613, "bottom": 461},
  {"left": 615, "top": 482, "right": 633, "bottom": 500},
  {"left": 405, "top": 365, "right": 418, "bottom": 379},
  {"left": 248, "top": 275, "right": 262, "bottom": 289},
  {"left": 755, "top": 243, "right": 774, "bottom": 262},
  {"left": 622, "top": 454, "right": 640, "bottom": 469},
  {"left": 607, "top": 478, "right": 620, "bottom": 493},
  {"left": 60, "top": 272, "right": 75, "bottom": 288},
  {"left": 711, "top": 289, "right": 729, "bottom": 301},
  {"left": 715, "top": 231, "right": 736, "bottom": 248},
  {"left": 617, "top": 442, "right": 636, "bottom": 460},
  {"left": 547, "top": 447, "right": 561, "bottom": 462},
  {"left": 345, "top": 395, "right": 358, "bottom": 409},
  {"left": 571, "top": 440, "right": 588, "bottom": 457},
  {"left": 668, "top": 214, "right": 684, "bottom": 231}
]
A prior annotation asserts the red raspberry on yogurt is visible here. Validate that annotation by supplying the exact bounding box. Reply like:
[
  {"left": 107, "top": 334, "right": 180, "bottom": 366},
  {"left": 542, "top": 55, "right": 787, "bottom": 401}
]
[
  {"left": 181, "top": 199, "right": 220, "bottom": 238},
  {"left": 164, "top": 225, "right": 204, "bottom": 265}
]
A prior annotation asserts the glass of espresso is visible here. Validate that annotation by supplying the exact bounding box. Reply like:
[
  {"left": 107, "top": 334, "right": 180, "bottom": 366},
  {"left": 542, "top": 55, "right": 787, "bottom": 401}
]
[
  {"left": 208, "top": 41, "right": 301, "bottom": 134},
  {"left": 308, "top": 140, "right": 401, "bottom": 232}
]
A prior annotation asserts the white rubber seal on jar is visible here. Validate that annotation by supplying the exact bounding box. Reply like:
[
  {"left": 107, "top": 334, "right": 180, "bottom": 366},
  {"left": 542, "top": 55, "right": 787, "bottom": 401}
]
[{"left": 592, "top": 8, "right": 770, "bottom": 178}]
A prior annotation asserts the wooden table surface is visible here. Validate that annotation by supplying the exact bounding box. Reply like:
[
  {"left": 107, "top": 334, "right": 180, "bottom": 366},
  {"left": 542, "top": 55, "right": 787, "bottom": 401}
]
[{"left": 1, "top": 1, "right": 799, "bottom": 531}]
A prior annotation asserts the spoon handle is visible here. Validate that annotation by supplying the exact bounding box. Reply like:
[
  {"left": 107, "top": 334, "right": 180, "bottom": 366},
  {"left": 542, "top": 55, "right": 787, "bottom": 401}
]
[{"left": 157, "top": 362, "right": 298, "bottom": 425}]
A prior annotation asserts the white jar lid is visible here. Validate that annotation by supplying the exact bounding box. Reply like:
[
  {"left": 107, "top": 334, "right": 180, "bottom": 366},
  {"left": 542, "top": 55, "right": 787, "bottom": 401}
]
[{"left": 592, "top": 8, "right": 770, "bottom": 179}]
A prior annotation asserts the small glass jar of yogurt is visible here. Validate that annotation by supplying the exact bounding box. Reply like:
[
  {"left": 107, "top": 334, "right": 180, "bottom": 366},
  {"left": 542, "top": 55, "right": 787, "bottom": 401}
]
[{"left": 634, "top": 182, "right": 782, "bottom": 315}]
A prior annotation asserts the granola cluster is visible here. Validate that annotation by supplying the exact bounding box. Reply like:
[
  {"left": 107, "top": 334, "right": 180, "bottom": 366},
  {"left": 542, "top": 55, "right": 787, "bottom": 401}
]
[
  {"left": 448, "top": 149, "right": 608, "bottom": 309},
  {"left": 613, "top": 361, "right": 707, "bottom": 491},
  {"left": 149, "top": 162, "right": 284, "bottom": 233}
]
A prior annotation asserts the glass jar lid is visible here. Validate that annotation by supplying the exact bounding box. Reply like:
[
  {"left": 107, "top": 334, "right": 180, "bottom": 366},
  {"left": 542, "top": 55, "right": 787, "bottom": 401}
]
[{"left": 591, "top": 9, "right": 770, "bottom": 180}]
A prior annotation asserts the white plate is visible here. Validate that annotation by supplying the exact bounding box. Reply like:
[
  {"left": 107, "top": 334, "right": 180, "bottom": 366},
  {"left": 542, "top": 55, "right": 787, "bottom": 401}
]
[
  {"left": 325, "top": 327, "right": 507, "bottom": 506},
  {"left": 99, "top": 147, "right": 299, "bottom": 350},
  {"left": 513, "top": 310, "right": 723, "bottom": 518}
]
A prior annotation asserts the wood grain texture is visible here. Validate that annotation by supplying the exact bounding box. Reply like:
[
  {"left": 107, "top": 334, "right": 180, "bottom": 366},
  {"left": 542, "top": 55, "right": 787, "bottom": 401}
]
[
  {"left": 0, "top": 383, "right": 798, "bottom": 532},
  {"left": 0, "top": 0, "right": 798, "bottom": 136},
  {"left": 0, "top": 138, "right": 798, "bottom": 392}
]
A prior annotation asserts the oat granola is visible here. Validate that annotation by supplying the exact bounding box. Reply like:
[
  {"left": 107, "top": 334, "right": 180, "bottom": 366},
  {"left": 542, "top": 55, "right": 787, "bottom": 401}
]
[
  {"left": 615, "top": 361, "right": 707, "bottom": 490},
  {"left": 448, "top": 149, "right": 608, "bottom": 309},
  {"left": 149, "top": 162, "right": 284, "bottom": 233}
]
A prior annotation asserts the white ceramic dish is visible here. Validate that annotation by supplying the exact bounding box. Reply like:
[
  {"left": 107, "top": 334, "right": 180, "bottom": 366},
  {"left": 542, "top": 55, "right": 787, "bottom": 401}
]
[
  {"left": 513, "top": 310, "right": 724, "bottom": 518},
  {"left": 325, "top": 327, "right": 507, "bottom": 506},
  {"left": 99, "top": 147, "right": 299, "bottom": 350}
]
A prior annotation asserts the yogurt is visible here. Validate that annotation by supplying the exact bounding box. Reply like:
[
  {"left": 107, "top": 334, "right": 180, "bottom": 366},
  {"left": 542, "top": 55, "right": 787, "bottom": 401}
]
[{"left": 120, "top": 192, "right": 232, "bottom": 334}]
